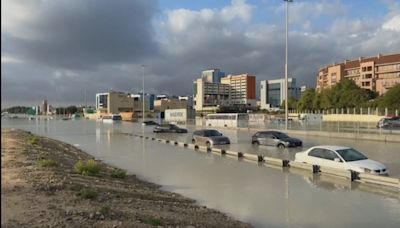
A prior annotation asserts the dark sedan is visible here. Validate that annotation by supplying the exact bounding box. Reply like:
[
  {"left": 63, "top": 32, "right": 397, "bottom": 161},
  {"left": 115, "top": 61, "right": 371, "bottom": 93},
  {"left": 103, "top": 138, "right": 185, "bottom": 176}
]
[
  {"left": 251, "top": 131, "right": 302, "bottom": 148},
  {"left": 153, "top": 124, "right": 188, "bottom": 133},
  {"left": 142, "top": 120, "right": 159, "bottom": 126}
]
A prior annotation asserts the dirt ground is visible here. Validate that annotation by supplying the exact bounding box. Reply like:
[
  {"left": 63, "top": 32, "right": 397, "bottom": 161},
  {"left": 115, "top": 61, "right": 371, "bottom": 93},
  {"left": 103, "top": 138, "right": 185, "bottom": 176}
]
[{"left": 1, "top": 128, "right": 252, "bottom": 228}]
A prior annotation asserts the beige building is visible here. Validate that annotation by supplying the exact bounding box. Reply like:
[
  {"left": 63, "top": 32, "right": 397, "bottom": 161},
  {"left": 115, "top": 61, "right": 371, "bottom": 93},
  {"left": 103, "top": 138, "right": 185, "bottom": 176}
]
[
  {"left": 154, "top": 98, "right": 187, "bottom": 112},
  {"left": 96, "top": 91, "right": 148, "bottom": 114},
  {"left": 193, "top": 72, "right": 257, "bottom": 112},
  {"left": 316, "top": 53, "right": 400, "bottom": 95}
]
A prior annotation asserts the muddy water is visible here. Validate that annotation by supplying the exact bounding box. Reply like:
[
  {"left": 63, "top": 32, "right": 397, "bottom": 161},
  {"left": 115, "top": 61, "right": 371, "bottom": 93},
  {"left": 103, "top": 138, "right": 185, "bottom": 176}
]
[{"left": 3, "top": 118, "right": 400, "bottom": 228}]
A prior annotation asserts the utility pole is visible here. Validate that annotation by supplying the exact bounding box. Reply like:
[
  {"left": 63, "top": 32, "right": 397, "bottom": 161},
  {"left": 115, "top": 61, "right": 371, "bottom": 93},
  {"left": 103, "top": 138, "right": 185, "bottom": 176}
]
[
  {"left": 284, "top": 0, "right": 293, "bottom": 131},
  {"left": 142, "top": 65, "right": 146, "bottom": 123}
]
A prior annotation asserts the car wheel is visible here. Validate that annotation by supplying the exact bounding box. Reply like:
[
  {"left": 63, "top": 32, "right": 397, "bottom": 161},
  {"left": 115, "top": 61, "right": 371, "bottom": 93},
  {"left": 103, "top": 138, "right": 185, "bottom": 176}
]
[
  {"left": 206, "top": 142, "right": 211, "bottom": 148},
  {"left": 278, "top": 144, "right": 285, "bottom": 149},
  {"left": 192, "top": 139, "right": 196, "bottom": 144},
  {"left": 252, "top": 141, "right": 260, "bottom": 145}
]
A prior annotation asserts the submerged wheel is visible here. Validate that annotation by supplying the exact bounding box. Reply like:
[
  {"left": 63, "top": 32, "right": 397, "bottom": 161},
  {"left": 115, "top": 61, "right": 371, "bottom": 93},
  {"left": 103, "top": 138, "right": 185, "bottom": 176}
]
[
  {"left": 278, "top": 144, "right": 285, "bottom": 149},
  {"left": 252, "top": 141, "right": 260, "bottom": 145}
]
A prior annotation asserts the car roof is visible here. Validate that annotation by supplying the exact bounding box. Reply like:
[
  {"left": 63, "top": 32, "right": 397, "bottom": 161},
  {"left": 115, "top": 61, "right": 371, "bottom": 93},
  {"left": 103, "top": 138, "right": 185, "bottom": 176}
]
[
  {"left": 256, "top": 130, "right": 282, "bottom": 134},
  {"left": 309, "top": 145, "right": 351, "bottom": 151}
]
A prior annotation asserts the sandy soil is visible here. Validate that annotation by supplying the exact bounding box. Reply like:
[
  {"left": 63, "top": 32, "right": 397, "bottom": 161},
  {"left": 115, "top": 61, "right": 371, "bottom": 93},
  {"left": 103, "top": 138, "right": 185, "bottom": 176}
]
[{"left": 1, "top": 128, "right": 252, "bottom": 227}]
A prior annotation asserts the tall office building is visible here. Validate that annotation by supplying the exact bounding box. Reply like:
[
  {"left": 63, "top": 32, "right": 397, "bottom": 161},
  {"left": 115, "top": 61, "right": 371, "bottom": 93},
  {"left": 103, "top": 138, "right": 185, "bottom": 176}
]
[
  {"left": 316, "top": 53, "right": 400, "bottom": 95},
  {"left": 201, "top": 69, "right": 225, "bottom": 83},
  {"left": 194, "top": 70, "right": 256, "bottom": 112},
  {"left": 260, "top": 78, "right": 300, "bottom": 109}
]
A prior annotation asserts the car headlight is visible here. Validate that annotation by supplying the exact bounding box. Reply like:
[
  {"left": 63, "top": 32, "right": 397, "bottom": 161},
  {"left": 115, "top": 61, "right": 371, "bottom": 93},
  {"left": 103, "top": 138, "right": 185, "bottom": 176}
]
[{"left": 363, "top": 168, "right": 372, "bottom": 173}]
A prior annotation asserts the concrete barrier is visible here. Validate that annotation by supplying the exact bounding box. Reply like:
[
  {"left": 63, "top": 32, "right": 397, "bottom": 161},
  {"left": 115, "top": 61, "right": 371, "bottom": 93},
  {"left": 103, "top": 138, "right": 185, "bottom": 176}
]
[
  {"left": 225, "top": 150, "right": 242, "bottom": 158},
  {"left": 289, "top": 161, "right": 319, "bottom": 173},
  {"left": 187, "top": 143, "right": 196, "bottom": 149},
  {"left": 357, "top": 173, "right": 400, "bottom": 189},
  {"left": 197, "top": 145, "right": 209, "bottom": 152},
  {"left": 211, "top": 147, "right": 222, "bottom": 154},
  {"left": 319, "top": 166, "right": 355, "bottom": 180},
  {"left": 177, "top": 142, "right": 186, "bottom": 147},
  {"left": 242, "top": 153, "right": 264, "bottom": 162},
  {"left": 265, "top": 157, "right": 289, "bottom": 167}
]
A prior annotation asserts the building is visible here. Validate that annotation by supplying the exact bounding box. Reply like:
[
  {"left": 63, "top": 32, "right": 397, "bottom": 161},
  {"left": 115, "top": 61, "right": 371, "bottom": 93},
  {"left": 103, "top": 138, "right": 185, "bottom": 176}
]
[
  {"left": 316, "top": 53, "right": 400, "bottom": 95},
  {"left": 201, "top": 68, "right": 225, "bottom": 83},
  {"left": 221, "top": 74, "right": 256, "bottom": 107},
  {"left": 154, "top": 98, "right": 188, "bottom": 112},
  {"left": 96, "top": 91, "right": 150, "bottom": 115},
  {"left": 131, "top": 93, "right": 155, "bottom": 111},
  {"left": 194, "top": 70, "right": 256, "bottom": 112},
  {"left": 41, "top": 100, "right": 48, "bottom": 115},
  {"left": 260, "top": 78, "right": 300, "bottom": 110}
]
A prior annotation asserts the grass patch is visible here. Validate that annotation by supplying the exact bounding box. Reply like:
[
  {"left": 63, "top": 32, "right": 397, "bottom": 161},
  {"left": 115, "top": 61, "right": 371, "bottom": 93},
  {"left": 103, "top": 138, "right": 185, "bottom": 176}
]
[
  {"left": 77, "top": 188, "right": 98, "bottom": 200},
  {"left": 99, "top": 205, "right": 111, "bottom": 215},
  {"left": 74, "top": 159, "right": 101, "bottom": 176},
  {"left": 38, "top": 159, "right": 58, "bottom": 168},
  {"left": 29, "top": 136, "right": 39, "bottom": 145},
  {"left": 110, "top": 168, "right": 127, "bottom": 179},
  {"left": 143, "top": 216, "right": 163, "bottom": 226}
]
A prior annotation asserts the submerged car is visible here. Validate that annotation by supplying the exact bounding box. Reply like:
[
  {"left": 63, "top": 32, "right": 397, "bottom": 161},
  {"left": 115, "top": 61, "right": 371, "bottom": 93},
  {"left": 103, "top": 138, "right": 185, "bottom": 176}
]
[
  {"left": 142, "top": 120, "right": 159, "bottom": 126},
  {"left": 295, "top": 145, "right": 388, "bottom": 175},
  {"left": 192, "top": 129, "right": 230, "bottom": 147},
  {"left": 251, "top": 131, "right": 302, "bottom": 148},
  {"left": 153, "top": 124, "right": 187, "bottom": 133},
  {"left": 376, "top": 116, "right": 400, "bottom": 129}
]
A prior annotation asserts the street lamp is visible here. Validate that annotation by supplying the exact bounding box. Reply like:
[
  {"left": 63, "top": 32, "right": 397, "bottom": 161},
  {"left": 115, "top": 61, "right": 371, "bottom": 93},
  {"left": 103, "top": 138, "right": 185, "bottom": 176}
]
[
  {"left": 141, "top": 65, "right": 146, "bottom": 124},
  {"left": 284, "top": 0, "right": 293, "bottom": 131}
]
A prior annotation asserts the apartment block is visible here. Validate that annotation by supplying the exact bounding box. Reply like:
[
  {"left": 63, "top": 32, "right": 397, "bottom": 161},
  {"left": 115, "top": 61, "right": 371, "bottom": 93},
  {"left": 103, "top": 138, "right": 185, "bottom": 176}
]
[
  {"left": 221, "top": 74, "right": 256, "bottom": 106},
  {"left": 193, "top": 69, "right": 256, "bottom": 112},
  {"left": 260, "top": 78, "right": 300, "bottom": 109},
  {"left": 316, "top": 53, "right": 400, "bottom": 95}
]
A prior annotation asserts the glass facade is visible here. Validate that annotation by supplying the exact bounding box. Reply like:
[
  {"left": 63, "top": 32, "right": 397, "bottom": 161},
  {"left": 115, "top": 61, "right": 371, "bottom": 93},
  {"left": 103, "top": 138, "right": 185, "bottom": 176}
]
[
  {"left": 267, "top": 83, "right": 281, "bottom": 107},
  {"left": 98, "top": 94, "right": 108, "bottom": 108}
]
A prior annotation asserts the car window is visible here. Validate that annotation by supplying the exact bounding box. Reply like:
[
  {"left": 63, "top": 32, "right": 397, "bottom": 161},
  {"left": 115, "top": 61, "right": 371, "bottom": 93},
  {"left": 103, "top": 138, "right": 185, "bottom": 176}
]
[
  {"left": 336, "top": 148, "right": 368, "bottom": 162},
  {"left": 274, "top": 132, "right": 289, "bottom": 139},
  {"left": 309, "top": 148, "right": 324, "bottom": 158},
  {"left": 322, "top": 149, "right": 339, "bottom": 161}
]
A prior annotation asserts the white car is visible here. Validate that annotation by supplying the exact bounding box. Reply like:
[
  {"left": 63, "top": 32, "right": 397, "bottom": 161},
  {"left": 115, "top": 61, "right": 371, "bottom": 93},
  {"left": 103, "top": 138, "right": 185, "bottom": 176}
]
[{"left": 295, "top": 145, "right": 388, "bottom": 175}]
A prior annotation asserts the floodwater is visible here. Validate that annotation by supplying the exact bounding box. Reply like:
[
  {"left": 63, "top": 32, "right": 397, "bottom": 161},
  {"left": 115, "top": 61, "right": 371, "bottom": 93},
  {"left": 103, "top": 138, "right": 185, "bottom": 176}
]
[{"left": 2, "top": 118, "right": 400, "bottom": 228}]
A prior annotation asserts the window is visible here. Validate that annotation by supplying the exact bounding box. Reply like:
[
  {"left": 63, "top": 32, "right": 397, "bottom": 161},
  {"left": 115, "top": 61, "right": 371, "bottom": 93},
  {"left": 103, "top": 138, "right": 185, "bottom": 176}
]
[
  {"left": 309, "top": 149, "right": 324, "bottom": 158},
  {"left": 336, "top": 148, "right": 368, "bottom": 162},
  {"left": 322, "top": 150, "right": 340, "bottom": 161}
]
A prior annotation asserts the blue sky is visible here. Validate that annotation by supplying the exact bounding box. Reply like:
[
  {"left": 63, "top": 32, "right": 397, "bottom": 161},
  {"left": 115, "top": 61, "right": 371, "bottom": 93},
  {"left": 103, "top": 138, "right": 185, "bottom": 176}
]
[{"left": 2, "top": 0, "right": 400, "bottom": 106}]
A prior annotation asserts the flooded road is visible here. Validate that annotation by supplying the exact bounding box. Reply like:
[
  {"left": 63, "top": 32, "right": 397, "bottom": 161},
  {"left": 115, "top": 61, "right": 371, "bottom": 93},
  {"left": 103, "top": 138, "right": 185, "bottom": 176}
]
[{"left": 3, "top": 118, "right": 400, "bottom": 228}]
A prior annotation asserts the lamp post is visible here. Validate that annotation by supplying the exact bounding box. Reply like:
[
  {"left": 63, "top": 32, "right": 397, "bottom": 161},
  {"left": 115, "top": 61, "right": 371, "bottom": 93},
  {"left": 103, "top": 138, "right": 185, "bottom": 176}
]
[
  {"left": 284, "top": 0, "right": 292, "bottom": 131},
  {"left": 141, "top": 65, "right": 146, "bottom": 124}
]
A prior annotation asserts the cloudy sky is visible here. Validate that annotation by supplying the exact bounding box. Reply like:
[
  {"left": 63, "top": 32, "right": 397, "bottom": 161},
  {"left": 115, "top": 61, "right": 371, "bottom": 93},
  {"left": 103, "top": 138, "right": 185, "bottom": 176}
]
[{"left": 2, "top": 0, "right": 400, "bottom": 107}]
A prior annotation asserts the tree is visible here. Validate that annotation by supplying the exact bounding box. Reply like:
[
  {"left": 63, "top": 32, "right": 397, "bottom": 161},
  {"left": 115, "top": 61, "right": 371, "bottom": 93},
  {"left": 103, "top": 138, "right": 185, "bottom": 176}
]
[
  {"left": 378, "top": 84, "right": 400, "bottom": 110},
  {"left": 297, "top": 89, "right": 315, "bottom": 111},
  {"left": 281, "top": 97, "right": 298, "bottom": 110}
]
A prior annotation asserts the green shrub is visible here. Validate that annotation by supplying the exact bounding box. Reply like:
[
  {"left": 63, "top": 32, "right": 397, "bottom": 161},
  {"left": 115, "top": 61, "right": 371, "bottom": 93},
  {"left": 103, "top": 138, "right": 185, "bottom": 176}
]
[
  {"left": 99, "top": 205, "right": 111, "bottom": 215},
  {"left": 110, "top": 168, "right": 127, "bottom": 179},
  {"left": 77, "top": 188, "right": 98, "bottom": 200},
  {"left": 143, "top": 216, "right": 163, "bottom": 226},
  {"left": 29, "top": 136, "right": 39, "bottom": 145},
  {"left": 38, "top": 159, "right": 58, "bottom": 168},
  {"left": 74, "top": 159, "right": 101, "bottom": 176}
]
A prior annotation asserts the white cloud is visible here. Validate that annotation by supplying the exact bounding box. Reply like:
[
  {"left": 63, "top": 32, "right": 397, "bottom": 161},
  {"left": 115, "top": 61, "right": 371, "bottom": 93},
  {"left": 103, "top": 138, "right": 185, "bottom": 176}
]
[
  {"left": 1, "top": 56, "right": 22, "bottom": 64},
  {"left": 221, "top": 0, "right": 254, "bottom": 22},
  {"left": 382, "top": 15, "right": 400, "bottom": 31}
]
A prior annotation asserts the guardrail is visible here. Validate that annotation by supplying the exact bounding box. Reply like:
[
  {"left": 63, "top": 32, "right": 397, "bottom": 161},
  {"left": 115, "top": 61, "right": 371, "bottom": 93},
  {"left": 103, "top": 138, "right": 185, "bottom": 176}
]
[{"left": 132, "top": 134, "right": 400, "bottom": 190}]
